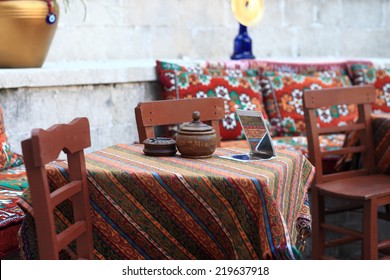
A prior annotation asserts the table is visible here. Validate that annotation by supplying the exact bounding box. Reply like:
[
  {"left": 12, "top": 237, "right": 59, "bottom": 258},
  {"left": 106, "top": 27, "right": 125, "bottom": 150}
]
[{"left": 18, "top": 144, "right": 315, "bottom": 260}]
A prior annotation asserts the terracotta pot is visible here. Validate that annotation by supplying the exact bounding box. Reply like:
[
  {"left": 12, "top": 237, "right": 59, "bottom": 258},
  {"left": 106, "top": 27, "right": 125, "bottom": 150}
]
[
  {"left": 0, "top": 0, "right": 59, "bottom": 68},
  {"left": 176, "top": 111, "right": 217, "bottom": 158}
]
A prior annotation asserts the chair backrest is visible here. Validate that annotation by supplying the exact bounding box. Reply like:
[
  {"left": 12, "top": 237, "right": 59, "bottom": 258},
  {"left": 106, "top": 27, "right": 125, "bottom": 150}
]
[
  {"left": 21, "top": 117, "right": 93, "bottom": 260},
  {"left": 303, "top": 85, "right": 376, "bottom": 184},
  {"left": 135, "top": 97, "right": 225, "bottom": 146}
]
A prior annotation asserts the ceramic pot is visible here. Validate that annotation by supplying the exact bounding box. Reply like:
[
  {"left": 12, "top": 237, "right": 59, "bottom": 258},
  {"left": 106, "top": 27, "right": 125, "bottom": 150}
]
[
  {"left": 0, "top": 0, "right": 59, "bottom": 68},
  {"left": 176, "top": 111, "right": 217, "bottom": 158}
]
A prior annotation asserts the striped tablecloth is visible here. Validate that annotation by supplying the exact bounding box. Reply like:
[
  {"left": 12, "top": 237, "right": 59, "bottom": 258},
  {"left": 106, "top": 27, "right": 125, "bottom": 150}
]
[{"left": 19, "top": 144, "right": 315, "bottom": 260}]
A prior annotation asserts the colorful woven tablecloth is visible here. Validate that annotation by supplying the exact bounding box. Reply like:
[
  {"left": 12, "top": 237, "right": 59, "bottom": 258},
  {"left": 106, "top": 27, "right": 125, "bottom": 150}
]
[{"left": 18, "top": 144, "right": 314, "bottom": 260}]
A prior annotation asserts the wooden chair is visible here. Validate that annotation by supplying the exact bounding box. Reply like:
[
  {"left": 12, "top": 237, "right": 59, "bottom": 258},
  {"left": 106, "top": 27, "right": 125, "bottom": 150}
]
[
  {"left": 303, "top": 85, "right": 390, "bottom": 260},
  {"left": 135, "top": 97, "right": 225, "bottom": 146},
  {"left": 21, "top": 118, "right": 93, "bottom": 260}
]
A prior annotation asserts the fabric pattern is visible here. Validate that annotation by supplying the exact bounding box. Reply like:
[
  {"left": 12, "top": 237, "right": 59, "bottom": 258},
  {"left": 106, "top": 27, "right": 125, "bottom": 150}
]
[
  {"left": 0, "top": 106, "right": 23, "bottom": 171},
  {"left": 346, "top": 62, "right": 373, "bottom": 85},
  {"left": 156, "top": 60, "right": 259, "bottom": 100},
  {"left": 372, "top": 114, "right": 390, "bottom": 174},
  {"left": 0, "top": 165, "right": 28, "bottom": 228},
  {"left": 261, "top": 71, "right": 353, "bottom": 136},
  {"left": 359, "top": 67, "right": 390, "bottom": 114},
  {"left": 0, "top": 165, "right": 28, "bottom": 257},
  {"left": 156, "top": 61, "right": 266, "bottom": 140},
  {"left": 334, "top": 114, "right": 390, "bottom": 173},
  {"left": 163, "top": 70, "right": 269, "bottom": 140},
  {"left": 156, "top": 60, "right": 204, "bottom": 100},
  {"left": 18, "top": 144, "right": 315, "bottom": 260},
  {"left": 205, "top": 60, "right": 349, "bottom": 75}
]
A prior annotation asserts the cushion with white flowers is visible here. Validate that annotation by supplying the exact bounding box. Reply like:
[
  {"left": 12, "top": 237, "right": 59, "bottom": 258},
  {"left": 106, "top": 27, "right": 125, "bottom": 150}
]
[
  {"left": 348, "top": 64, "right": 390, "bottom": 114},
  {"left": 261, "top": 71, "right": 354, "bottom": 136},
  {"left": 164, "top": 71, "right": 269, "bottom": 140},
  {"left": 156, "top": 60, "right": 259, "bottom": 100}
]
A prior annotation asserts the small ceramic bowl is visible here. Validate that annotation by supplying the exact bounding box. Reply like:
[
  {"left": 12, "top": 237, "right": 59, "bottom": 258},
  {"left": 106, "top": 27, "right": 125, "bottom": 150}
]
[{"left": 143, "top": 137, "right": 177, "bottom": 157}]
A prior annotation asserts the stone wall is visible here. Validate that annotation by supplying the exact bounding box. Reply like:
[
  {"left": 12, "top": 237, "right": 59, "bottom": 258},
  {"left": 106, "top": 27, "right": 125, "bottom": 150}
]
[
  {"left": 48, "top": 0, "right": 390, "bottom": 62},
  {"left": 0, "top": 81, "right": 161, "bottom": 154}
]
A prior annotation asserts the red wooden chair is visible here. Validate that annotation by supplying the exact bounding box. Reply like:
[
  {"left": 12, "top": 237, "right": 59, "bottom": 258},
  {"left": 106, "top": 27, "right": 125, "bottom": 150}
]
[
  {"left": 135, "top": 97, "right": 225, "bottom": 146},
  {"left": 303, "top": 85, "right": 390, "bottom": 259},
  {"left": 21, "top": 117, "right": 93, "bottom": 260}
]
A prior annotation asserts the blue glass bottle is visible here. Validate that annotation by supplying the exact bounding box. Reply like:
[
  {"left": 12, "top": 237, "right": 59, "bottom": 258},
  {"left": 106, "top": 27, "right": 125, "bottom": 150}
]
[{"left": 231, "top": 23, "right": 255, "bottom": 60}]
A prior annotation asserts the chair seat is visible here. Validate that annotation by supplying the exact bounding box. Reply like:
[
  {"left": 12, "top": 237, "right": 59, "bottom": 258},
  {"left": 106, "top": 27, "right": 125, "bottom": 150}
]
[{"left": 317, "top": 174, "right": 390, "bottom": 200}]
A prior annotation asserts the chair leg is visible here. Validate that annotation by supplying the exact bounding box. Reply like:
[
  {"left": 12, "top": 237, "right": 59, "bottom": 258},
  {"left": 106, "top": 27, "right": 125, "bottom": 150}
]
[
  {"left": 311, "top": 187, "right": 325, "bottom": 259},
  {"left": 363, "top": 199, "right": 378, "bottom": 259}
]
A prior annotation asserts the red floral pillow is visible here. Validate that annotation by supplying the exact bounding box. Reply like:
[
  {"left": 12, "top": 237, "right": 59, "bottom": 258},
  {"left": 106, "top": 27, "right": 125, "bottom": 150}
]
[
  {"left": 156, "top": 60, "right": 260, "bottom": 100},
  {"left": 165, "top": 71, "right": 269, "bottom": 140},
  {"left": 349, "top": 65, "right": 390, "bottom": 114},
  {"left": 261, "top": 71, "right": 354, "bottom": 136},
  {"left": 0, "top": 105, "right": 23, "bottom": 170}
]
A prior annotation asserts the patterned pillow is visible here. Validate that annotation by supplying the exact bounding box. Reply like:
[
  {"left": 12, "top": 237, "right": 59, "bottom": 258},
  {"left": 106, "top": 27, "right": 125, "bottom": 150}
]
[
  {"left": 254, "top": 60, "right": 349, "bottom": 77},
  {"left": 165, "top": 71, "right": 269, "bottom": 140},
  {"left": 0, "top": 105, "right": 23, "bottom": 170},
  {"left": 349, "top": 65, "right": 390, "bottom": 114},
  {"left": 156, "top": 60, "right": 259, "bottom": 100},
  {"left": 204, "top": 60, "right": 349, "bottom": 76},
  {"left": 345, "top": 61, "right": 374, "bottom": 84},
  {"left": 261, "top": 71, "right": 353, "bottom": 136}
]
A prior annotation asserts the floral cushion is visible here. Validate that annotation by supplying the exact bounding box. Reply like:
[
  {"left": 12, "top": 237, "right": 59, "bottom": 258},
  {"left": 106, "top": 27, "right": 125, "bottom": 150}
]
[
  {"left": 164, "top": 71, "right": 269, "bottom": 140},
  {"left": 156, "top": 60, "right": 259, "bottom": 100},
  {"left": 261, "top": 71, "right": 353, "bottom": 136},
  {"left": 0, "top": 105, "right": 23, "bottom": 171},
  {"left": 348, "top": 64, "right": 390, "bottom": 114}
]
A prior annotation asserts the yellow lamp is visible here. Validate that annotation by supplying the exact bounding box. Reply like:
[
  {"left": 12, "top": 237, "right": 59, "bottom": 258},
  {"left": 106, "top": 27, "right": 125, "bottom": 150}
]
[{"left": 231, "top": 0, "right": 265, "bottom": 27}]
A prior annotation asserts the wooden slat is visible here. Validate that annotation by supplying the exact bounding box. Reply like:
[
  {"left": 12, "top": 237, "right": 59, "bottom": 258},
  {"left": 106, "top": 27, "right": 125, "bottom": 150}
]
[
  {"left": 317, "top": 123, "right": 366, "bottom": 134},
  {"left": 137, "top": 98, "right": 225, "bottom": 126},
  {"left": 325, "top": 236, "right": 362, "bottom": 248},
  {"left": 321, "top": 145, "right": 367, "bottom": 157},
  {"left": 50, "top": 180, "right": 82, "bottom": 208},
  {"left": 135, "top": 97, "right": 225, "bottom": 145},
  {"left": 56, "top": 221, "right": 86, "bottom": 252},
  {"left": 321, "top": 223, "right": 363, "bottom": 238},
  {"left": 325, "top": 203, "right": 363, "bottom": 215},
  {"left": 303, "top": 85, "right": 376, "bottom": 108},
  {"left": 378, "top": 239, "right": 390, "bottom": 250},
  {"left": 321, "top": 169, "right": 369, "bottom": 182}
]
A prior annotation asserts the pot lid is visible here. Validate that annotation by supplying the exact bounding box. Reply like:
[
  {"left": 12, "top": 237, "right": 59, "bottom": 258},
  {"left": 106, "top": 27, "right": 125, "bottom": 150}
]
[
  {"left": 143, "top": 137, "right": 176, "bottom": 145},
  {"left": 179, "top": 111, "right": 214, "bottom": 132}
]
